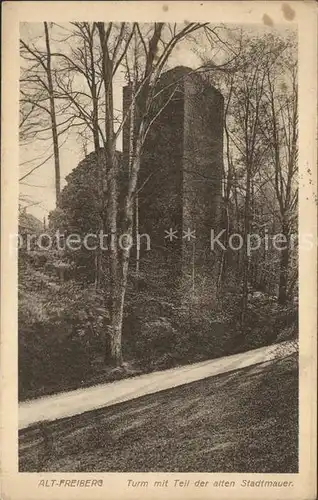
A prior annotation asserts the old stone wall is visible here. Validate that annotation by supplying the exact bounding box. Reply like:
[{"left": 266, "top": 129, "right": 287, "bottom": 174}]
[{"left": 122, "top": 66, "right": 224, "bottom": 285}]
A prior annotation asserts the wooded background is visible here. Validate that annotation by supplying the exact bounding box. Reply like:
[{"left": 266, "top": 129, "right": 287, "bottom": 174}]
[{"left": 19, "top": 22, "right": 298, "bottom": 400}]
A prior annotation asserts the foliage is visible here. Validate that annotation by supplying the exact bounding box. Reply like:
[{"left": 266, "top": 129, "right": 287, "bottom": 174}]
[
  {"left": 18, "top": 248, "right": 298, "bottom": 400},
  {"left": 18, "top": 258, "right": 108, "bottom": 399},
  {"left": 19, "top": 26, "right": 299, "bottom": 398}
]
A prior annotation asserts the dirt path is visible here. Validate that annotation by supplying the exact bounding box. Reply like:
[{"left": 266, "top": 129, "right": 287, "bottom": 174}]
[{"left": 19, "top": 340, "right": 296, "bottom": 430}]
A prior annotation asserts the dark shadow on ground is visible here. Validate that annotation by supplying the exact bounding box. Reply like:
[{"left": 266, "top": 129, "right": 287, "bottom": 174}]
[{"left": 19, "top": 354, "right": 298, "bottom": 473}]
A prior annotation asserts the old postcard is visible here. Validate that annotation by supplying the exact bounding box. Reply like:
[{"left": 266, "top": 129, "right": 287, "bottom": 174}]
[{"left": 1, "top": 1, "right": 317, "bottom": 499}]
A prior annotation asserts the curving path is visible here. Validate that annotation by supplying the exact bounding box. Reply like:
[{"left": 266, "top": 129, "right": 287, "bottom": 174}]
[{"left": 19, "top": 340, "right": 296, "bottom": 430}]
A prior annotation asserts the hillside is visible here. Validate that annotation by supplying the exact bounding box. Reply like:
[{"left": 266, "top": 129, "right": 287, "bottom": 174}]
[{"left": 19, "top": 354, "right": 298, "bottom": 473}]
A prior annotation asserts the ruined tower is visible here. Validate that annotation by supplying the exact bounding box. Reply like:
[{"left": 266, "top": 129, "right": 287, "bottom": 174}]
[{"left": 123, "top": 66, "right": 224, "bottom": 290}]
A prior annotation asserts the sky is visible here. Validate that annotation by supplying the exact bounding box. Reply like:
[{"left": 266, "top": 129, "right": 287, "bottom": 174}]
[{"left": 19, "top": 22, "right": 295, "bottom": 221}]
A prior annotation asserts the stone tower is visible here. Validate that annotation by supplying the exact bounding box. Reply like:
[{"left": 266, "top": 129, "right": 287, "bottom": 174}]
[{"left": 123, "top": 66, "right": 224, "bottom": 290}]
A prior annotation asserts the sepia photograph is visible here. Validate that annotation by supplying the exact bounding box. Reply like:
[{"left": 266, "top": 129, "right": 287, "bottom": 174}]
[
  {"left": 1, "top": 2, "right": 317, "bottom": 499},
  {"left": 18, "top": 19, "right": 300, "bottom": 473}
]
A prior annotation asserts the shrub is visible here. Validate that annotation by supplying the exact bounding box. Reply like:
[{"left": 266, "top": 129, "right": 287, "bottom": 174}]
[{"left": 18, "top": 262, "right": 108, "bottom": 399}]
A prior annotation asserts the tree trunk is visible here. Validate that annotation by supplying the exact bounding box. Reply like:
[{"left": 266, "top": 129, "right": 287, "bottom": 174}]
[
  {"left": 110, "top": 191, "right": 135, "bottom": 365},
  {"left": 241, "top": 168, "right": 251, "bottom": 326},
  {"left": 92, "top": 99, "right": 103, "bottom": 290},
  {"left": 135, "top": 194, "right": 140, "bottom": 275},
  {"left": 107, "top": 151, "right": 121, "bottom": 365},
  {"left": 109, "top": 284, "right": 124, "bottom": 365},
  {"left": 217, "top": 203, "right": 230, "bottom": 289},
  {"left": 44, "top": 22, "right": 61, "bottom": 207},
  {"left": 278, "top": 224, "right": 290, "bottom": 305},
  {"left": 97, "top": 23, "right": 122, "bottom": 365},
  {"left": 89, "top": 26, "right": 104, "bottom": 290},
  {"left": 94, "top": 249, "right": 102, "bottom": 289}
]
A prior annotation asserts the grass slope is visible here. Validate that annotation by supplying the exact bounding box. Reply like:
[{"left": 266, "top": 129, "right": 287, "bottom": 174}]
[{"left": 19, "top": 354, "right": 298, "bottom": 473}]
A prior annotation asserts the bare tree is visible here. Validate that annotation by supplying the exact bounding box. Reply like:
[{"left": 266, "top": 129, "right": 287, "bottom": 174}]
[
  {"left": 44, "top": 22, "right": 119, "bottom": 288},
  {"left": 95, "top": 22, "right": 212, "bottom": 365},
  {"left": 263, "top": 45, "right": 298, "bottom": 304},
  {"left": 210, "top": 32, "right": 298, "bottom": 313},
  {"left": 223, "top": 38, "right": 270, "bottom": 323},
  {"left": 20, "top": 23, "right": 63, "bottom": 205},
  {"left": 43, "top": 22, "right": 61, "bottom": 204},
  {"left": 45, "top": 21, "right": 242, "bottom": 364},
  {"left": 206, "top": 33, "right": 297, "bottom": 320}
]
